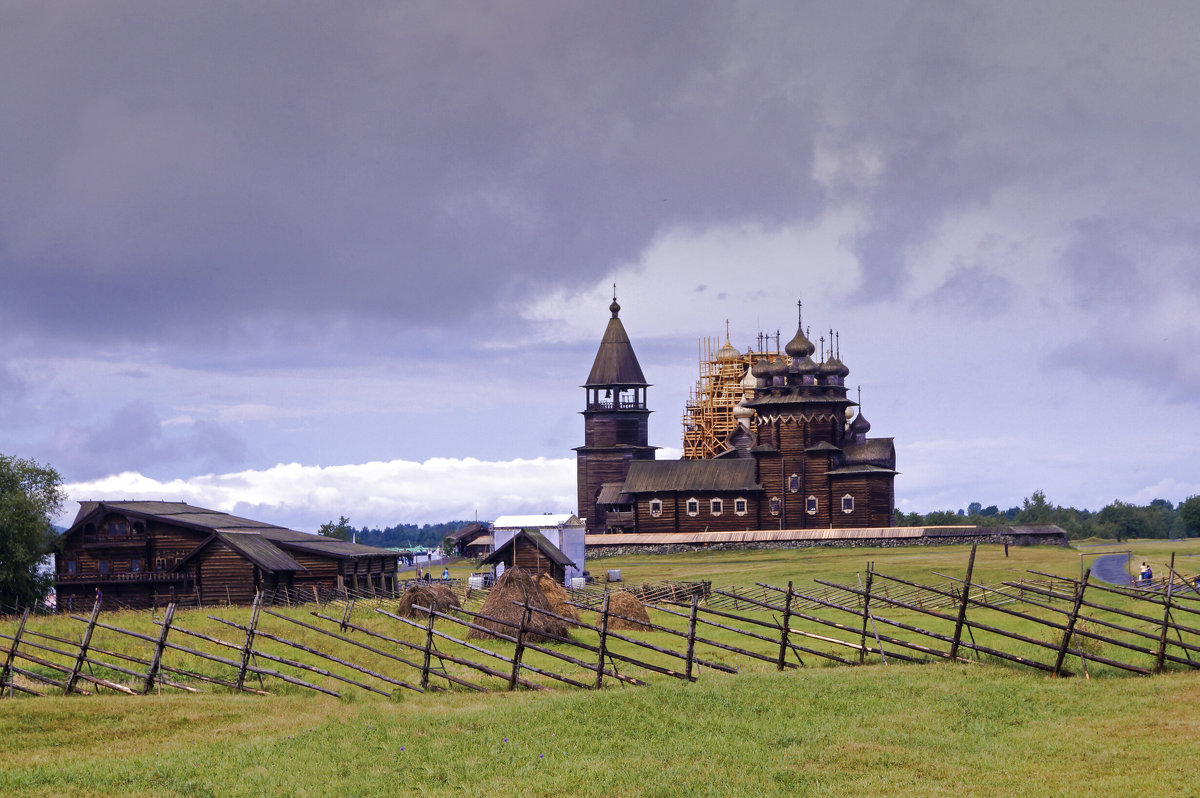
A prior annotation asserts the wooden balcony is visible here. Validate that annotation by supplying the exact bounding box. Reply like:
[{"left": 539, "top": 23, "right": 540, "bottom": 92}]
[
  {"left": 81, "top": 533, "right": 148, "bottom": 549},
  {"left": 56, "top": 571, "right": 188, "bottom": 584}
]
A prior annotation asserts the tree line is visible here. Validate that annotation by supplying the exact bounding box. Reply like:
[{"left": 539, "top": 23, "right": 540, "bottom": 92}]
[
  {"left": 317, "top": 516, "right": 476, "bottom": 549},
  {"left": 897, "top": 489, "right": 1200, "bottom": 540}
]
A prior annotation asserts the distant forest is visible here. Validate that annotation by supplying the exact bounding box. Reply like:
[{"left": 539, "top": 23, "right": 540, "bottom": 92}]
[
  {"left": 318, "top": 518, "right": 477, "bottom": 549},
  {"left": 899, "top": 490, "right": 1200, "bottom": 540}
]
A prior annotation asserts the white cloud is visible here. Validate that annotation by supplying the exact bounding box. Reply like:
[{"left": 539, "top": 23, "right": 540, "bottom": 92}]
[{"left": 61, "top": 456, "right": 578, "bottom": 531}]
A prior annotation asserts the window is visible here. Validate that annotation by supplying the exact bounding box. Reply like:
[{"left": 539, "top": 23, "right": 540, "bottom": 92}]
[
  {"left": 131, "top": 558, "right": 142, "bottom": 572},
  {"left": 769, "top": 497, "right": 781, "bottom": 516},
  {"left": 649, "top": 499, "right": 663, "bottom": 517},
  {"left": 99, "top": 559, "right": 110, "bottom": 574},
  {"left": 710, "top": 498, "right": 723, "bottom": 516},
  {"left": 842, "top": 494, "right": 855, "bottom": 513},
  {"left": 67, "top": 560, "right": 77, "bottom": 575},
  {"left": 734, "top": 498, "right": 748, "bottom": 516},
  {"left": 788, "top": 473, "right": 801, "bottom": 493},
  {"left": 806, "top": 496, "right": 818, "bottom": 515},
  {"left": 686, "top": 498, "right": 700, "bottom": 517},
  {"left": 155, "top": 558, "right": 166, "bottom": 571}
]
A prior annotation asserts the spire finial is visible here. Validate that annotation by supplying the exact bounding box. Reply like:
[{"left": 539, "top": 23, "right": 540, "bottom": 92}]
[
  {"left": 609, "top": 284, "right": 620, "bottom": 318},
  {"left": 819, "top": 334, "right": 825, "bottom": 360},
  {"left": 857, "top": 385, "right": 862, "bottom": 408},
  {"left": 797, "top": 298, "right": 803, "bottom": 329},
  {"left": 836, "top": 331, "right": 840, "bottom": 359},
  {"left": 725, "top": 318, "right": 731, "bottom": 344}
]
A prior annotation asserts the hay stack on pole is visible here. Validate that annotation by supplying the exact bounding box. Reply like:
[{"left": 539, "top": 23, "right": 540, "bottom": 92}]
[
  {"left": 468, "top": 568, "right": 571, "bottom": 644},
  {"left": 535, "top": 573, "right": 582, "bottom": 626},
  {"left": 396, "top": 583, "right": 461, "bottom": 619},
  {"left": 606, "top": 590, "right": 653, "bottom": 631}
]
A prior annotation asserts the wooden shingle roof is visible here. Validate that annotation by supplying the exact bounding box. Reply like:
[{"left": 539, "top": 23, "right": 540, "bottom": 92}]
[
  {"left": 621, "top": 459, "right": 760, "bottom": 493},
  {"left": 584, "top": 303, "right": 648, "bottom": 387}
]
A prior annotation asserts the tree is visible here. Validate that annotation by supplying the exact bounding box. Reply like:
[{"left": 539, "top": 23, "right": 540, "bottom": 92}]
[
  {"left": 1016, "top": 490, "right": 1054, "bottom": 524},
  {"left": 317, "top": 515, "right": 353, "bottom": 542},
  {"left": 0, "top": 454, "right": 64, "bottom": 609},
  {"left": 1180, "top": 496, "right": 1200, "bottom": 538}
]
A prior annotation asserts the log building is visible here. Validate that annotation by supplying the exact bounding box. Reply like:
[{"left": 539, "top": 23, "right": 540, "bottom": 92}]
[
  {"left": 55, "top": 501, "right": 400, "bottom": 609},
  {"left": 578, "top": 298, "right": 897, "bottom": 535}
]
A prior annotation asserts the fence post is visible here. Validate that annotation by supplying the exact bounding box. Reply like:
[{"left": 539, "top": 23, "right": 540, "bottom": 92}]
[
  {"left": 1053, "top": 569, "right": 1090, "bottom": 677},
  {"left": 66, "top": 599, "right": 102, "bottom": 695},
  {"left": 777, "top": 581, "right": 793, "bottom": 671},
  {"left": 508, "top": 598, "right": 531, "bottom": 691},
  {"left": 236, "top": 592, "right": 263, "bottom": 690},
  {"left": 1155, "top": 553, "right": 1178, "bottom": 674},
  {"left": 594, "top": 592, "right": 611, "bottom": 690},
  {"left": 948, "top": 544, "right": 978, "bottom": 662},
  {"left": 685, "top": 595, "right": 700, "bottom": 680},
  {"left": 143, "top": 602, "right": 177, "bottom": 694},
  {"left": 2, "top": 609, "right": 30, "bottom": 698},
  {"left": 340, "top": 598, "right": 355, "bottom": 633},
  {"left": 419, "top": 607, "right": 436, "bottom": 691},
  {"left": 858, "top": 567, "right": 874, "bottom": 665}
]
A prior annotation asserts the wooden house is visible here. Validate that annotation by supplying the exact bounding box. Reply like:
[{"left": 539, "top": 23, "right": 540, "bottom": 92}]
[
  {"left": 446, "top": 522, "right": 490, "bottom": 558},
  {"left": 481, "top": 529, "right": 577, "bottom": 584},
  {"left": 55, "top": 501, "right": 400, "bottom": 609}
]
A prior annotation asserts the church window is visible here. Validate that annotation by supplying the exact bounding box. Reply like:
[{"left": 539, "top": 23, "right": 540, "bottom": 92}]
[
  {"left": 710, "top": 498, "right": 723, "bottom": 516},
  {"left": 788, "top": 474, "right": 801, "bottom": 493},
  {"left": 842, "top": 494, "right": 854, "bottom": 514},
  {"left": 806, "top": 496, "right": 818, "bottom": 515},
  {"left": 686, "top": 498, "right": 700, "bottom": 517},
  {"left": 649, "top": 499, "right": 663, "bottom": 517},
  {"left": 734, "top": 498, "right": 748, "bottom": 516},
  {"left": 769, "top": 497, "right": 781, "bottom": 516}
]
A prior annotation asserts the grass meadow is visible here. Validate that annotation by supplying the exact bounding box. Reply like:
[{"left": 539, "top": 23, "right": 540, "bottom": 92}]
[{"left": 4, "top": 540, "right": 1200, "bottom": 796}]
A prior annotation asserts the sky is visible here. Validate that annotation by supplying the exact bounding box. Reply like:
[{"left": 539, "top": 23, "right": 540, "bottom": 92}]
[{"left": 3, "top": 1, "right": 1199, "bottom": 531}]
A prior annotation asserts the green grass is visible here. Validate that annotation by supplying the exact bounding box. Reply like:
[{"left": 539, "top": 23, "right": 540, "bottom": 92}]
[{"left": 5, "top": 540, "right": 1200, "bottom": 795}]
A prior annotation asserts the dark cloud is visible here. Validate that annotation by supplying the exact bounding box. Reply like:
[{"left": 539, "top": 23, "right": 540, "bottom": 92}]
[
  {"left": 918, "top": 266, "right": 1015, "bottom": 319},
  {"left": 45, "top": 400, "right": 246, "bottom": 481},
  {"left": 0, "top": 1, "right": 826, "bottom": 349}
]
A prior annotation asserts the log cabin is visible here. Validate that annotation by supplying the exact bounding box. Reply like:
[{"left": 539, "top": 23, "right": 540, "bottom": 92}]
[{"left": 55, "top": 501, "right": 400, "bottom": 609}]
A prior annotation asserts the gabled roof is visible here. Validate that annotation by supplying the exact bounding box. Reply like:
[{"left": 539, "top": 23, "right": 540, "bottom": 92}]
[
  {"left": 447, "top": 522, "right": 489, "bottom": 543},
  {"left": 492, "top": 513, "right": 583, "bottom": 529},
  {"left": 841, "top": 438, "right": 896, "bottom": 469},
  {"left": 175, "top": 531, "right": 306, "bottom": 573},
  {"left": 621, "top": 459, "right": 761, "bottom": 493},
  {"left": 596, "top": 483, "right": 631, "bottom": 505},
  {"left": 68, "top": 500, "right": 398, "bottom": 560},
  {"left": 584, "top": 303, "right": 648, "bottom": 387},
  {"left": 482, "top": 529, "right": 577, "bottom": 570}
]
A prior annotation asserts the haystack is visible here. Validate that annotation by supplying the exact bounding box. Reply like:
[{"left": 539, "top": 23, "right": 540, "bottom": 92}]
[
  {"left": 605, "top": 590, "right": 652, "bottom": 631},
  {"left": 535, "top": 572, "right": 581, "bottom": 626},
  {"left": 468, "top": 567, "right": 571, "bottom": 644},
  {"left": 396, "top": 582, "right": 461, "bottom": 619}
]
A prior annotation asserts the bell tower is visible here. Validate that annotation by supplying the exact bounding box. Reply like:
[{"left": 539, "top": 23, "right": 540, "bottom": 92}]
[{"left": 575, "top": 295, "right": 657, "bottom": 532}]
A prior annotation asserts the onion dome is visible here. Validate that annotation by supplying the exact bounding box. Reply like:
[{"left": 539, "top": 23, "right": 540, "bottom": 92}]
[
  {"left": 717, "top": 339, "right": 741, "bottom": 363},
  {"left": 733, "top": 399, "right": 754, "bottom": 424},
  {"left": 784, "top": 326, "right": 815, "bottom": 358},
  {"left": 751, "top": 354, "right": 772, "bottom": 380},
  {"left": 820, "top": 354, "right": 849, "bottom": 379},
  {"left": 765, "top": 356, "right": 788, "bottom": 382},
  {"left": 793, "top": 355, "right": 819, "bottom": 376},
  {"left": 849, "top": 410, "right": 871, "bottom": 435}
]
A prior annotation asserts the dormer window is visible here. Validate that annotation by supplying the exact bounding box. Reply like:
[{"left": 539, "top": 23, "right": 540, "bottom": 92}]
[
  {"left": 686, "top": 498, "right": 700, "bottom": 517},
  {"left": 806, "top": 496, "right": 818, "bottom": 515}
]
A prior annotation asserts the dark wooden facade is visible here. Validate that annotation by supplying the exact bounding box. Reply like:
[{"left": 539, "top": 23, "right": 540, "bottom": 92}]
[
  {"left": 578, "top": 301, "right": 897, "bottom": 536},
  {"left": 56, "top": 501, "right": 400, "bottom": 609}
]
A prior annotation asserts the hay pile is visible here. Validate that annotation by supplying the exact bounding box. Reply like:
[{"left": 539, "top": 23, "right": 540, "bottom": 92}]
[
  {"left": 468, "top": 567, "right": 571, "bottom": 644},
  {"left": 396, "top": 582, "right": 461, "bottom": 619},
  {"left": 534, "top": 572, "right": 581, "bottom": 626},
  {"left": 605, "top": 590, "right": 652, "bottom": 631}
]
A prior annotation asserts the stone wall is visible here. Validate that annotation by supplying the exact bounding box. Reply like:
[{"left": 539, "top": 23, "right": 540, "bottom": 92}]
[{"left": 585, "top": 531, "right": 1067, "bottom": 559}]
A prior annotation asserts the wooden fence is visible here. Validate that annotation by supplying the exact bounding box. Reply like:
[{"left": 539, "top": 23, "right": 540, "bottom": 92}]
[{"left": 4, "top": 546, "right": 1200, "bottom": 700}]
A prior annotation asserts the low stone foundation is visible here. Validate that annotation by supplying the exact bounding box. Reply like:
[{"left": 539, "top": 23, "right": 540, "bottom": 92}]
[{"left": 586, "top": 531, "right": 1067, "bottom": 559}]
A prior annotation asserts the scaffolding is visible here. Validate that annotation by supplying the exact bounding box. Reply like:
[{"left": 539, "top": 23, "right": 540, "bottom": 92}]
[{"left": 681, "top": 336, "right": 776, "bottom": 459}]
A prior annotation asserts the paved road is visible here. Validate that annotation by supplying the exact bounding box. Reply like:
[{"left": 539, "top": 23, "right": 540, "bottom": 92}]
[{"left": 1090, "top": 553, "right": 1132, "bottom": 586}]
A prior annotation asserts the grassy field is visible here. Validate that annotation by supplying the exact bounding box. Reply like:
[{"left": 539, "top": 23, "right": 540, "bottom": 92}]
[{"left": 4, "top": 540, "right": 1200, "bottom": 796}]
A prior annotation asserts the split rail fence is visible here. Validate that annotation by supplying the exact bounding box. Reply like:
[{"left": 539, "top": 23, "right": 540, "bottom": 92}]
[{"left": 4, "top": 545, "right": 1200, "bottom": 701}]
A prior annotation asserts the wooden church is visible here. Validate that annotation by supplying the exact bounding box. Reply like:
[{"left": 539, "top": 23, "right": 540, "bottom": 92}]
[{"left": 578, "top": 297, "right": 897, "bottom": 535}]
